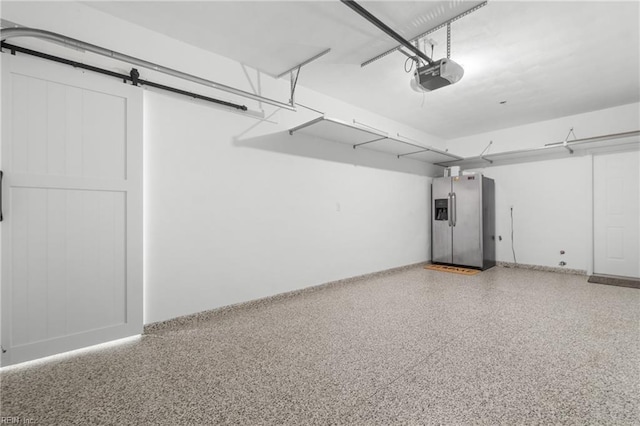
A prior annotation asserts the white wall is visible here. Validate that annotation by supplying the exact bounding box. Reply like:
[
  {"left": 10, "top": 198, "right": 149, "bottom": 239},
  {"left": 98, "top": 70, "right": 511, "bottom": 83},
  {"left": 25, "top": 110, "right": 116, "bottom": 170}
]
[
  {"left": 482, "top": 157, "right": 592, "bottom": 271},
  {"left": 1, "top": 2, "right": 442, "bottom": 323},
  {"left": 446, "top": 103, "right": 640, "bottom": 272},
  {"left": 143, "top": 90, "right": 433, "bottom": 323}
]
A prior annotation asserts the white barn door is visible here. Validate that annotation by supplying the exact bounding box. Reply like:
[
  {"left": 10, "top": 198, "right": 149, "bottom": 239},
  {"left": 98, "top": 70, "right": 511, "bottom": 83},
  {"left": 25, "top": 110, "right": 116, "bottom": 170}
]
[
  {"left": 1, "top": 54, "right": 143, "bottom": 366},
  {"left": 593, "top": 151, "right": 640, "bottom": 279}
]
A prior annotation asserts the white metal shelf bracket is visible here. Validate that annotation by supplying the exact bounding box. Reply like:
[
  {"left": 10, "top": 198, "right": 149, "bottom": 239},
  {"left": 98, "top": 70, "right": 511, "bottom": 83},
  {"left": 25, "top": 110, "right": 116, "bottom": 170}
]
[
  {"left": 275, "top": 48, "right": 331, "bottom": 79},
  {"left": 563, "top": 128, "right": 576, "bottom": 154},
  {"left": 288, "top": 116, "right": 325, "bottom": 135},
  {"left": 396, "top": 133, "right": 462, "bottom": 160},
  {"left": 353, "top": 137, "right": 388, "bottom": 149},
  {"left": 397, "top": 149, "right": 430, "bottom": 159},
  {"left": 546, "top": 127, "right": 577, "bottom": 154}
]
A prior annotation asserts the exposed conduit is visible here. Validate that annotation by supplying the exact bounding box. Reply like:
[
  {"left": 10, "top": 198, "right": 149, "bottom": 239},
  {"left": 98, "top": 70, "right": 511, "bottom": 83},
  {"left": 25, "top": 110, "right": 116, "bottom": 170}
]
[{"left": 0, "top": 27, "right": 297, "bottom": 112}]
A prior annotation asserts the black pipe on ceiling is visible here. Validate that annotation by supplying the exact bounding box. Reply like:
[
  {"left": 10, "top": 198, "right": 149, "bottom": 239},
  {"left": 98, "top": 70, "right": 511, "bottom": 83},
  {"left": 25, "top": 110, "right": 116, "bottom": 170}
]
[
  {"left": 340, "top": 0, "right": 434, "bottom": 66},
  {"left": 0, "top": 41, "right": 248, "bottom": 111}
]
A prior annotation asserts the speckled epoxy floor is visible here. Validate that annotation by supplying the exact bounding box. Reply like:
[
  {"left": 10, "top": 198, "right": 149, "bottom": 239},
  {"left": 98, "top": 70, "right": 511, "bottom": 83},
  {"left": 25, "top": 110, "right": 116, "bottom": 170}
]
[{"left": 1, "top": 266, "right": 639, "bottom": 425}]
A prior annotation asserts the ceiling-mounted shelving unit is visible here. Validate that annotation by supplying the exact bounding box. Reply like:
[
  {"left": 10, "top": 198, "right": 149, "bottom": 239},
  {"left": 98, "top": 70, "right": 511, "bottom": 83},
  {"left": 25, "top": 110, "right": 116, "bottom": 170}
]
[
  {"left": 288, "top": 116, "right": 462, "bottom": 164},
  {"left": 288, "top": 117, "right": 639, "bottom": 170},
  {"left": 436, "top": 130, "right": 640, "bottom": 169}
]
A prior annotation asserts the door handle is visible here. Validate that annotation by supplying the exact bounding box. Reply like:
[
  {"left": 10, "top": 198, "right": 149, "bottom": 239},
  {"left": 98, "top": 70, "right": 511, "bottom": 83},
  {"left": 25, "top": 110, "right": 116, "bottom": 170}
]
[
  {"left": 447, "top": 193, "right": 452, "bottom": 227},
  {"left": 0, "top": 170, "right": 3, "bottom": 222},
  {"left": 451, "top": 192, "right": 456, "bottom": 227}
]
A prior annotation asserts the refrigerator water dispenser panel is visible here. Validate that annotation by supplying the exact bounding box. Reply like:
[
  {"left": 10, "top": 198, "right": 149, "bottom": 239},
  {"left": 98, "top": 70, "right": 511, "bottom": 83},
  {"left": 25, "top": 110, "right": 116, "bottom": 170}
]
[{"left": 435, "top": 199, "right": 448, "bottom": 221}]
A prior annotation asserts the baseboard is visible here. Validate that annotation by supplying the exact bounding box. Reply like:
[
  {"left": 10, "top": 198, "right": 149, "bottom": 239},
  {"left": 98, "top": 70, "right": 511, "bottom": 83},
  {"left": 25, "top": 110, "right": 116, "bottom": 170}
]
[
  {"left": 496, "top": 261, "right": 586, "bottom": 276},
  {"left": 144, "top": 261, "right": 429, "bottom": 334}
]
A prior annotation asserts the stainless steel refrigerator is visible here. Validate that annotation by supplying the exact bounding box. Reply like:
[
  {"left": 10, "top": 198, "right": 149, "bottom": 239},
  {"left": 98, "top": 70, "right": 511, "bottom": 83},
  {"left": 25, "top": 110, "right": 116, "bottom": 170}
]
[{"left": 431, "top": 174, "right": 495, "bottom": 270}]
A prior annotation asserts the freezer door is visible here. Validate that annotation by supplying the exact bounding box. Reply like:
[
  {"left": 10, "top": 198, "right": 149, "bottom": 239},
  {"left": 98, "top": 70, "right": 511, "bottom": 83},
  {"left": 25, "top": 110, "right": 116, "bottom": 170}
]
[
  {"left": 452, "top": 175, "right": 483, "bottom": 268},
  {"left": 482, "top": 176, "right": 496, "bottom": 269},
  {"left": 431, "top": 177, "right": 452, "bottom": 264}
]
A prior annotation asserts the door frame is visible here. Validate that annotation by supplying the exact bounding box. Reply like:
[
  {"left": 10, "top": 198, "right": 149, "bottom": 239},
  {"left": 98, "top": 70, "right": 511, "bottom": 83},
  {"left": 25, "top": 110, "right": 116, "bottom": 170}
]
[{"left": 591, "top": 148, "right": 640, "bottom": 278}]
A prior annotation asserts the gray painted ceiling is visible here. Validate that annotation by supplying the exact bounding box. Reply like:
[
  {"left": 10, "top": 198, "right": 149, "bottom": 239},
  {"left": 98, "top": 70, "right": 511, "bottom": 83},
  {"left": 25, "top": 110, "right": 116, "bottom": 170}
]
[{"left": 87, "top": 1, "right": 640, "bottom": 139}]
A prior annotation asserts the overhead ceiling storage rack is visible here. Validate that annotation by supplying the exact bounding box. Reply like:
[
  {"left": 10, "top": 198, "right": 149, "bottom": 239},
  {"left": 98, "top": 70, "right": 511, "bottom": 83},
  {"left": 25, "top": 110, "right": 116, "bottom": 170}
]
[
  {"left": 288, "top": 116, "right": 462, "bottom": 164},
  {"left": 436, "top": 130, "right": 640, "bottom": 169}
]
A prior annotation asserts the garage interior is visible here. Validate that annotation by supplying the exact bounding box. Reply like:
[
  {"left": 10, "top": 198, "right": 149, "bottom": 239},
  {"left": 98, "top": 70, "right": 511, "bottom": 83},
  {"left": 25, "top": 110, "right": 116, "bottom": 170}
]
[{"left": 0, "top": 1, "right": 639, "bottom": 424}]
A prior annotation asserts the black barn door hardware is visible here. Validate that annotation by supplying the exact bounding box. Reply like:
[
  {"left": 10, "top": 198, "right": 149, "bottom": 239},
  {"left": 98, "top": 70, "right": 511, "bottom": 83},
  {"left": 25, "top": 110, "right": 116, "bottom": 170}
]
[
  {"left": 0, "top": 27, "right": 296, "bottom": 111},
  {"left": 0, "top": 170, "right": 3, "bottom": 222},
  {"left": 0, "top": 42, "right": 248, "bottom": 111}
]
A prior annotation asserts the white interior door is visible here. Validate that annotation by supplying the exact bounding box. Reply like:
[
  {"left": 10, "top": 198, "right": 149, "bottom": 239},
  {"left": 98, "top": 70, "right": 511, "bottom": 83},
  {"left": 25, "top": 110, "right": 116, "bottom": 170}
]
[
  {"left": 1, "top": 53, "right": 143, "bottom": 366},
  {"left": 593, "top": 150, "right": 640, "bottom": 279}
]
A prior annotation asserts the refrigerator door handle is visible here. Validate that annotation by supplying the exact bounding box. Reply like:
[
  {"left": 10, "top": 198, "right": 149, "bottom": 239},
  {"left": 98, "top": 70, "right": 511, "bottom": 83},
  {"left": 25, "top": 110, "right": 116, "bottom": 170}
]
[
  {"left": 447, "top": 193, "right": 452, "bottom": 227},
  {"left": 452, "top": 192, "right": 457, "bottom": 227}
]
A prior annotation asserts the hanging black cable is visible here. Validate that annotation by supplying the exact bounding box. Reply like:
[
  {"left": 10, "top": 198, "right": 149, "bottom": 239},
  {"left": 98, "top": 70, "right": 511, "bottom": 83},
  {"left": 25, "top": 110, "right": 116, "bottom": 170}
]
[
  {"left": 0, "top": 41, "right": 248, "bottom": 111},
  {"left": 511, "top": 206, "right": 517, "bottom": 264},
  {"left": 404, "top": 56, "right": 416, "bottom": 73}
]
